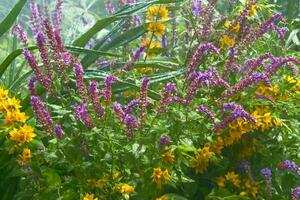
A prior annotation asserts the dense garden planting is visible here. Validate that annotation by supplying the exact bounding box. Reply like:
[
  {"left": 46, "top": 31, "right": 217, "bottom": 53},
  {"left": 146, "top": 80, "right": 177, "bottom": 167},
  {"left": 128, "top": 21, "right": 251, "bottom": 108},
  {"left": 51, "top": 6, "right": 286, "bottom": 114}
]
[{"left": 0, "top": 0, "right": 300, "bottom": 199}]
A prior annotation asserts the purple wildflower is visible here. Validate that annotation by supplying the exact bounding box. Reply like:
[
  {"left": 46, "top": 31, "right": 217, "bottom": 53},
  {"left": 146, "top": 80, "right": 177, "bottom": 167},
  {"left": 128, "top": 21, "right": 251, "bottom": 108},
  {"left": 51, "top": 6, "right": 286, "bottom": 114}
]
[
  {"left": 207, "top": 67, "right": 230, "bottom": 88},
  {"left": 265, "top": 57, "right": 300, "bottom": 77},
  {"left": 139, "top": 77, "right": 150, "bottom": 127},
  {"left": 12, "top": 24, "right": 28, "bottom": 45},
  {"left": 53, "top": 0, "right": 63, "bottom": 33},
  {"left": 261, "top": 167, "right": 272, "bottom": 198},
  {"left": 102, "top": 75, "right": 119, "bottom": 102},
  {"left": 185, "top": 43, "right": 219, "bottom": 78},
  {"left": 292, "top": 187, "right": 300, "bottom": 200},
  {"left": 212, "top": 102, "right": 256, "bottom": 132},
  {"left": 74, "top": 63, "right": 88, "bottom": 101},
  {"left": 89, "top": 81, "right": 104, "bottom": 118},
  {"left": 191, "top": 0, "right": 201, "bottom": 16},
  {"left": 123, "top": 114, "right": 139, "bottom": 138},
  {"left": 54, "top": 124, "right": 64, "bottom": 137},
  {"left": 105, "top": 0, "right": 115, "bottom": 15},
  {"left": 30, "top": 95, "right": 54, "bottom": 132},
  {"left": 197, "top": 105, "right": 216, "bottom": 122},
  {"left": 159, "top": 135, "right": 172, "bottom": 149},
  {"left": 124, "top": 99, "right": 140, "bottom": 114},
  {"left": 122, "top": 46, "right": 145, "bottom": 71},
  {"left": 113, "top": 102, "right": 126, "bottom": 119},
  {"left": 72, "top": 102, "right": 94, "bottom": 127},
  {"left": 278, "top": 160, "right": 300, "bottom": 177},
  {"left": 219, "top": 72, "right": 271, "bottom": 101},
  {"left": 223, "top": 47, "right": 240, "bottom": 76},
  {"left": 157, "top": 83, "right": 178, "bottom": 113},
  {"left": 28, "top": 76, "right": 37, "bottom": 96}
]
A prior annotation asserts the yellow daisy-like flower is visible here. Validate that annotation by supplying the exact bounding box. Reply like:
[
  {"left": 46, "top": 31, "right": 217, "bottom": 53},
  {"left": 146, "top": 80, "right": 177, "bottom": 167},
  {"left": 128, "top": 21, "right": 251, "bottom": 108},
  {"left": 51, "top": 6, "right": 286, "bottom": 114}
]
[
  {"left": 191, "top": 146, "right": 214, "bottom": 174},
  {"left": 17, "top": 148, "right": 32, "bottom": 165},
  {"left": 152, "top": 167, "right": 171, "bottom": 187},
  {"left": 136, "top": 67, "right": 153, "bottom": 74},
  {"left": 0, "top": 86, "right": 9, "bottom": 101},
  {"left": 224, "top": 21, "right": 240, "bottom": 33},
  {"left": 9, "top": 124, "right": 36, "bottom": 144},
  {"left": 4, "top": 97, "right": 21, "bottom": 111},
  {"left": 216, "top": 176, "right": 226, "bottom": 188},
  {"left": 148, "top": 22, "right": 166, "bottom": 36},
  {"left": 225, "top": 171, "right": 241, "bottom": 188},
  {"left": 220, "top": 35, "right": 236, "bottom": 49},
  {"left": 161, "top": 151, "right": 175, "bottom": 164},
  {"left": 249, "top": 5, "right": 257, "bottom": 17},
  {"left": 146, "top": 5, "right": 169, "bottom": 20},
  {"left": 119, "top": 183, "right": 135, "bottom": 194},
  {"left": 4, "top": 109, "right": 29, "bottom": 126},
  {"left": 156, "top": 194, "right": 169, "bottom": 200},
  {"left": 83, "top": 193, "right": 98, "bottom": 200}
]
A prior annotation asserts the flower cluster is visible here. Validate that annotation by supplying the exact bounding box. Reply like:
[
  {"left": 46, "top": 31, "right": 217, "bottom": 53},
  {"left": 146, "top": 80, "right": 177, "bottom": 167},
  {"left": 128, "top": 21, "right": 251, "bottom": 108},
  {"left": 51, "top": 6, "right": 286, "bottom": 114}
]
[
  {"left": 191, "top": 146, "right": 214, "bottom": 174},
  {"left": 152, "top": 167, "right": 171, "bottom": 187}
]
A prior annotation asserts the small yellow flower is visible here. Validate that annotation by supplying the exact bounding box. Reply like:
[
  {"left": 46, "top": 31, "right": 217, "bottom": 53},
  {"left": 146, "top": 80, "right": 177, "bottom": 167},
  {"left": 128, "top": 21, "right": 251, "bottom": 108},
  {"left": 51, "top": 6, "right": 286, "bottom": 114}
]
[
  {"left": 220, "top": 35, "right": 236, "bottom": 49},
  {"left": 153, "top": 167, "right": 171, "bottom": 186},
  {"left": 17, "top": 148, "right": 32, "bottom": 165},
  {"left": 225, "top": 171, "right": 240, "bottom": 188},
  {"left": 136, "top": 67, "right": 153, "bottom": 74},
  {"left": 4, "top": 109, "right": 29, "bottom": 125},
  {"left": 240, "top": 191, "right": 247, "bottom": 196},
  {"left": 83, "top": 193, "right": 98, "bottom": 200},
  {"left": 216, "top": 176, "right": 226, "bottom": 187},
  {"left": 273, "top": 117, "right": 282, "bottom": 127},
  {"left": 119, "top": 183, "right": 135, "bottom": 194},
  {"left": 146, "top": 5, "right": 169, "bottom": 20},
  {"left": 0, "top": 86, "right": 9, "bottom": 101},
  {"left": 249, "top": 5, "right": 257, "bottom": 17},
  {"left": 161, "top": 151, "right": 175, "bottom": 164},
  {"left": 9, "top": 124, "right": 36, "bottom": 144},
  {"left": 148, "top": 22, "right": 166, "bottom": 36},
  {"left": 156, "top": 194, "right": 169, "bottom": 200},
  {"left": 191, "top": 146, "right": 214, "bottom": 174}
]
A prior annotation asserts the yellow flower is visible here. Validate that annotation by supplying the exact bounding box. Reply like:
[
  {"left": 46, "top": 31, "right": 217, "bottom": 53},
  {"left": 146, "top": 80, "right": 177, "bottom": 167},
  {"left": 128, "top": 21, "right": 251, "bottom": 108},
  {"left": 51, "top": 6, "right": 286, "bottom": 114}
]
[
  {"left": 220, "top": 35, "right": 236, "bottom": 49},
  {"left": 146, "top": 6, "right": 169, "bottom": 20},
  {"left": 240, "top": 191, "right": 247, "bottom": 196},
  {"left": 153, "top": 167, "right": 171, "bottom": 186},
  {"left": 148, "top": 22, "right": 166, "bottom": 36},
  {"left": 0, "top": 86, "right": 9, "bottom": 101},
  {"left": 161, "top": 151, "right": 175, "bottom": 164},
  {"left": 249, "top": 5, "right": 257, "bottom": 17},
  {"left": 96, "top": 174, "right": 109, "bottom": 189},
  {"left": 136, "top": 67, "right": 153, "bottom": 74},
  {"left": 17, "top": 148, "right": 32, "bottom": 165},
  {"left": 9, "top": 124, "right": 36, "bottom": 144},
  {"left": 224, "top": 21, "right": 240, "bottom": 33},
  {"left": 273, "top": 117, "right": 282, "bottom": 127},
  {"left": 4, "top": 109, "right": 29, "bottom": 125},
  {"left": 119, "top": 183, "right": 135, "bottom": 194},
  {"left": 225, "top": 171, "right": 240, "bottom": 188},
  {"left": 112, "top": 172, "right": 120, "bottom": 180},
  {"left": 156, "top": 194, "right": 168, "bottom": 200},
  {"left": 83, "top": 193, "right": 98, "bottom": 200},
  {"left": 191, "top": 146, "right": 214, "bottom": 174},
  {"left": 284, "top": 75, "right": 297, "bottom": 84},
  {"left": 210, "top": 136, "right": 224, "bottom": 154},
  {"left": 216, "top": 176, "right": 226, "bottom": 187},
  {"left": 4, "top": 97, "right": 21, "bottom": 111}
]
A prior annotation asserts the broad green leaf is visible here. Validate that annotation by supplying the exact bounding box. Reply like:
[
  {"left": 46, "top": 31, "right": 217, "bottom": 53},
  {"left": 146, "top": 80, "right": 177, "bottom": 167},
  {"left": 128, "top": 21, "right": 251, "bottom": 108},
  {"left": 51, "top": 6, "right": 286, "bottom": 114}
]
[{"left": 0, "top": 0, "right": 27, "bottom": 38}]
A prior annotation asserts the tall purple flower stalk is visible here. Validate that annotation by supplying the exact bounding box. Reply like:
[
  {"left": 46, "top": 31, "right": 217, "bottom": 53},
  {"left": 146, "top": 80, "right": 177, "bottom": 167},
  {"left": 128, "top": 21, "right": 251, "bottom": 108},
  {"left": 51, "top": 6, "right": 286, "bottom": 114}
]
[
  {"left": 159, "top": 135, "right": 172, "bottom": 149},
  {"left": 122, "top": 46, "right": 145, "bottom": 71},
  {"left": 54, "top": 124, "right": 65, "bottom": 137},
  {"left": 105, "top": 0, "right": 115, "bottom": 15},
  {"left": 185, "top": 43, "right": 219, "bottom": 78},
  {"left": 31, "top": 95, "right": 54, "bottom": 132},
  {"left": 12, "top": 24, "right": 28, "bottom": 45},
  {"left": 139, "top": 77, "right": 150, "bottom": 127},
  {"left": 278, "top": 160, "right": 300, "bottom": 177},
  {"left": 223, "top": 47, "right": 240, "bottom": 76},
  {"left": 53, "top": 0, "right": 63, "bottom": 33},
  {"left": 28, "top": 77, "right": 38, "bottom": 96},
  {"left": 157, "top": 83, "right": 177, "bottom": 113},
  {"left": 197, "top": 105, "right": 216, "bottom": 122},
  {"left": 212, "top": 102, "right": 256, "bottom": 132},
  {"left": 292, "top": 187, "right": 300, "bottom": 200},
  {"left": 265, "top": 57, "right": 300, "bottom": 77},
  {"left": 102, "top": 75, "right": 119, "bottom": 102},
  {"left": 219, "top": 72, "right": 271, "bottom": 101},
  {"left": 74, "top": 63, "right": 88, "bottom": 101},
  {"left": 89, "top": 81, "right": 104, "bottom": 118},
  {"left": 72, "top": 102, "right": 94, "bottom": 127},
  {"left": 191, "top": 0, "right": 201, "bottom": 16},
  {"left": 261, "top": 168, "right": 272, "bottom": 198}
]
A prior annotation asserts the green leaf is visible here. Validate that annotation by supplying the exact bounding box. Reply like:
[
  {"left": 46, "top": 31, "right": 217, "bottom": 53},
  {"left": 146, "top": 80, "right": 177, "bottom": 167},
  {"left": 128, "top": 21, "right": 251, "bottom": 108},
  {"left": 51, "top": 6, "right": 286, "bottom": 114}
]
[
  {"left": 0, "top": 0, "right": 27, "bottom": 38},
  {"left": 65, "top": 45, "right": 122, "bottom": 57},
  {"left": 43, "top": 170, "right": 61, "bottom": 187}
]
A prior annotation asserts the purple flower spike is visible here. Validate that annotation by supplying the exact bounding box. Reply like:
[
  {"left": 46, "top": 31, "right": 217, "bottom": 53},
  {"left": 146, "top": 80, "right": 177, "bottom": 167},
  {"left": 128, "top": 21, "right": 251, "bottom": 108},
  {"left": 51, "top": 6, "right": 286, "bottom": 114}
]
[
  {"left": 102, "top": 75, "right": 119, "bottom": 102},
  {"left": 157, "top": 83, "right": 178, "bottom": 113},
  {"left": 124, "top": 99, "right": 140, "bottom": 114},
  {"left": 159, "top": 135, "right": 172, "bottom": 149},
  {"left": 123, "top": 114, "right": 139, "bottom": 138},
  {"left": 74, "top": 63, "right": 88, "bottom": 100},
  {"left": 261, "top": 167, "right": 272, "bottom": 198},
  {"left": 191, "top": 0, "right": 201, "bottom": 16},
  {"left": 105, "top": 0, "right": 115, "bottom": 15},
  {"left": 72, "top": 102, "right": 94, "bottom": 127},
  {"left": 278, "top": 160, "right": 300, "bottom": 177},
  {"left": 113, "top": 102, "right": 126, "bottom": 119},
  {"left": 54, "top": 124, "right": 64, "bottom": 137},
  {"left": 31, "top": 95, "right": 54, "bottom": 132},
  {"left": 28, "top": 76, "right": 37, "bottom": 96},
  {"left": 292, "top": 187, "right": 300, "bottom": 200},
  {"left": 122, "top": 46, "right": 145, "bottom": 71},
  {"left": 139, "top": 77, "right": 150, "bottom": 127},
  {"left": 12, "top": 24, "right": 28, "bottom": 45},
  {"left": 197, "top": 105, "right": 216, "bottom": 122},
  {"left": 89, "top": 81, "right": 104, "bottom": 118},
  {"left": 212, "top": 102, "right": 256, "bottom": 132},
  {"left": 53, "top": 0, "right": 63, "bottom": 33},
  {"left": 185, "top": 43, "right": 219, "bottom": 78},
  {"left": 220, "top": 72, "right": 271, "bottom": 101}
]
